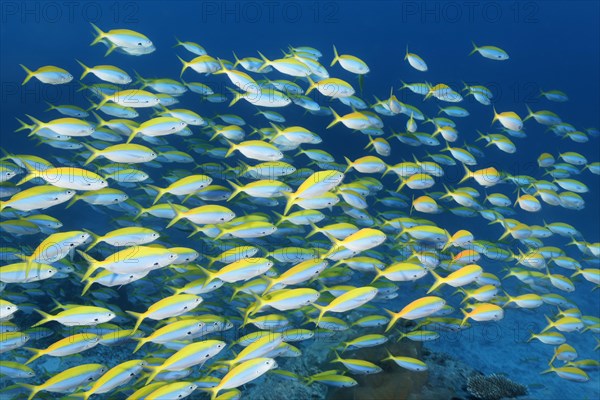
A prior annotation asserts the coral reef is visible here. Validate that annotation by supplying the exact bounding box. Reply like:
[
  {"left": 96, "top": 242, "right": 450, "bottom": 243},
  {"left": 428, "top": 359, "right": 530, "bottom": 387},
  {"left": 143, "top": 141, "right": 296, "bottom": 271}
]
[{"left": 466, "top": 373, "right": 528, "bottom": 400}]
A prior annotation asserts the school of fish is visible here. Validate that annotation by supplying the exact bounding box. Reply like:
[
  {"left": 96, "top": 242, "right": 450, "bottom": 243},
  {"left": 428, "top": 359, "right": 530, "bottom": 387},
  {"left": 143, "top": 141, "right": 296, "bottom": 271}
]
[{"left": 0, "top": 23, "right": 599, "bottom": 399}]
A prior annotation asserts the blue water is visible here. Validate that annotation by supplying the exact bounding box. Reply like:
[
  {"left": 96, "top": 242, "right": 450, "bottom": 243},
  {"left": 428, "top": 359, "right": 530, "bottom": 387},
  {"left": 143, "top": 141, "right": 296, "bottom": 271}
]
[{"left": 1, "top": 1, "right": 599, "bottom": 399}]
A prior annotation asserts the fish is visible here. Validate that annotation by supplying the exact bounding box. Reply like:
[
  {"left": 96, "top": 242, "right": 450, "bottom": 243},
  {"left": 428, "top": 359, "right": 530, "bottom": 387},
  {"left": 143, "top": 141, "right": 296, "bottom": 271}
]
[
  {"left": 145, "top": 340, "right": 226, "bottom": 383},
  {"left": 126, "top": 294, "right": 203, "bottom": 333},
  {"left": 405, "top": 46, "right": 428, "bottom": 71},
  {"left": 19, "top": 363, "right": 106, "bottom": 400},
  {"left": 382, "top": 351, "right": 427, "bottom": 371},
  {"left": 204, "top": 358, "right": 277, "bottom": 399},
  {"left": 469, "top": 42, "right": 509, "bottom": 60},
  {"left": 385, "top": 297, "right": 446, "bottom": 331},
  {"left": 20, "top": 65, "right": 73, "bottom": 85},
  {"left": 31, "top": 306, "right": 115, "bottom": 327}
]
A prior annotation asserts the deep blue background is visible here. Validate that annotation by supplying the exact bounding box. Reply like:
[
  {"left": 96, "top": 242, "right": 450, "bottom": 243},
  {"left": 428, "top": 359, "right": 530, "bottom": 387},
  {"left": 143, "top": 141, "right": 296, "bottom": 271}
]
[{"left": 1, "top": 0, "right": 598, "bottom": 236}]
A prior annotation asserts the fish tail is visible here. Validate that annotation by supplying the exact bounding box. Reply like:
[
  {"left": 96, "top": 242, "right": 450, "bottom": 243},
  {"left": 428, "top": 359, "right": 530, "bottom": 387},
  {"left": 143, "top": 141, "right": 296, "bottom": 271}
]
[
  {"left": 460, "top": 309, "right": 469, "bottom": 327},
  {"left": 17, "top": 383, "right": 40, "bottom": 400},
  {"left": 261, "top": 277, "right": 276, "bottom": 296},
  {"left": 381, "top": 164, "right": 394, "bottom": 178},
  {"left": 125, "top": 128, "right": 139, "bottom": 144},
  {"left": 330, "top": 45, "right": 340, "bottom": 67},
  {"left": 395, "top": 177, "right": 406, "bottom": 192},
  {"left": 283, "top": 193, "right": 297, "bottom": 215},
  {"left": 458, "top": 164, "right": 472, "bottom": 184},
  {"left": 304, "top": 75, "right": 316, "bottom": 95},
  {"left": 408, "top": 194, "right": 416, "bottom": 216},
  {"left": 523, "top": 104, "right": 534, "bottom": 121},
  {"left": 197, "top": 265, "right": 216, "bottom": 285},
  {"left": 232, "top": 51, "right": 241, "bottom": 67},
  {"left": 540, "top": 315, "right": 553, "bottom": 333},
  {"left": 24, "top": 347, "right": 43, "bottom": 365},
  {"left": 326, "top": 107, "right": 341, "bottom": 129},
  {"left": 226, "top": 87, "right": 242, "bottom": 107},
  {"left": 497, "top": 228, "right": 511, "bottom": 241},
  {"left": 76, "top": 81, "right": 90, "bottom": 93},
  {"left": 384, "top": 309, "right": 399, "bottom": 333},
  {"left": 76, "top": 59, "right": 91, "bottom": 80},
  {"left": 306, "top": 222, "right": 320, "bottom": 239},
  {"left": 82, "top": 143, "right": 100, "bottom": 166},
  {"left": 91, "top": 111, "right": 107, "bottom": 127},
  {"left": 132, "top": 337, "right": 147, "bottom": 354},
  {"left": 187, "top": 225, "right": 205, "bottom": 238},
  {"left": 382, "top": 349, "right": 395, "bottom": 362},
  {"left": 31, "top": 309, "right": 53, "bottom": 328},
  {"left": 540, "top": 366, "right": 554, "bottom": 375},
  {"left": 125, "top": 310, "right": 145, "bottom": 334},
  {"left": 95, "top": 92, "right": 111, "bottom": 110},
  {"left": 144, "top": 365, "right": 161, "bottom": 385},
  {"left": 370, "top": 269, "right": 383, "bottom": 284},
  {"left": 65, "top": 194, "right": 80, "bottom": 209},
  {"left": 226, "top": 180, "right": 243, "bottom": 202},
  {"left": 81, "top": 278, "right": 94, "bottom": 296},
  {"left": 77, "top": 250, "right": 99, "bottom": 281},
  {"left": 313, "top": 305, "right": 326, "bottom": 328},
  {"left": 468, "top": 41, "right": 478, "bottom": 56},
  {"left": 16, "top": 171, "right": 36, "bottom": 186},
  {"left": 426, "top": 269, "right": 444, "bottom": 294},
  {"left": 44, "top": 101, "right": 57, "bottom": 112},
  {"left": 19, "top": 64, "right": 35, "bottom": 85},
  {"left": 85, "top": 98, "right": 99, "bottom": 112},
  {"left": 14, "top": 117, "right": 34, "bottom": 133},
  {"left": 209, "top": 131, "right": 221, "bottom": 141},
  {"left": 89, "top": 23, "right": 105, "bottom": 46},
  {"left": 133, "top": 70, "right": 146, "bottom": 87},
  {"left": 256, "top": 51, "right": 271, "bottom": 71},
  {"left": 358, "top": 74, "right": 365, "bottom": 95},
  {"left": 82, "top": 229, "right": 100, "bottom": 251},
  {"left": 213, "top": 58, "right": 227, "bottom": 75},
  {"left": 176, "top": 55, "right": 188, "bottom": 78},
  {"left": 24, "top": 114, "right": 44, "bottom": 135},
  {"left": 343, "top": 156, "right": 353, "bottom": 173},
  {"left": 272, "top": 211, "right": 285, "bottom": 226},
  {"left": 235, "top": 159, "right": 251, "bottom": 176},
  {"left": 148, "top": 184, "right": 165, "bottom": 205},
  {"left": 491, "top": 106, "right": 498, "bottom": 124},
  {"left": 224, "top": 138, "right": 237, "bottom": 158},
  {"left": 475, "top": 130, "right": 487, "bottom": 142},
  {"left": 165, "top": 202, "right": 184, "bottom": 228}
]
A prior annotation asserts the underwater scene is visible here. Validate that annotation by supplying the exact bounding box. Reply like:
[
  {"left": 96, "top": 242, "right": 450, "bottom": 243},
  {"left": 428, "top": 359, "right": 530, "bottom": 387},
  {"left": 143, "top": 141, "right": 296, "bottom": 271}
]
[{"left": 0, "top": 1, "right": 599, "bottom": 399}]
